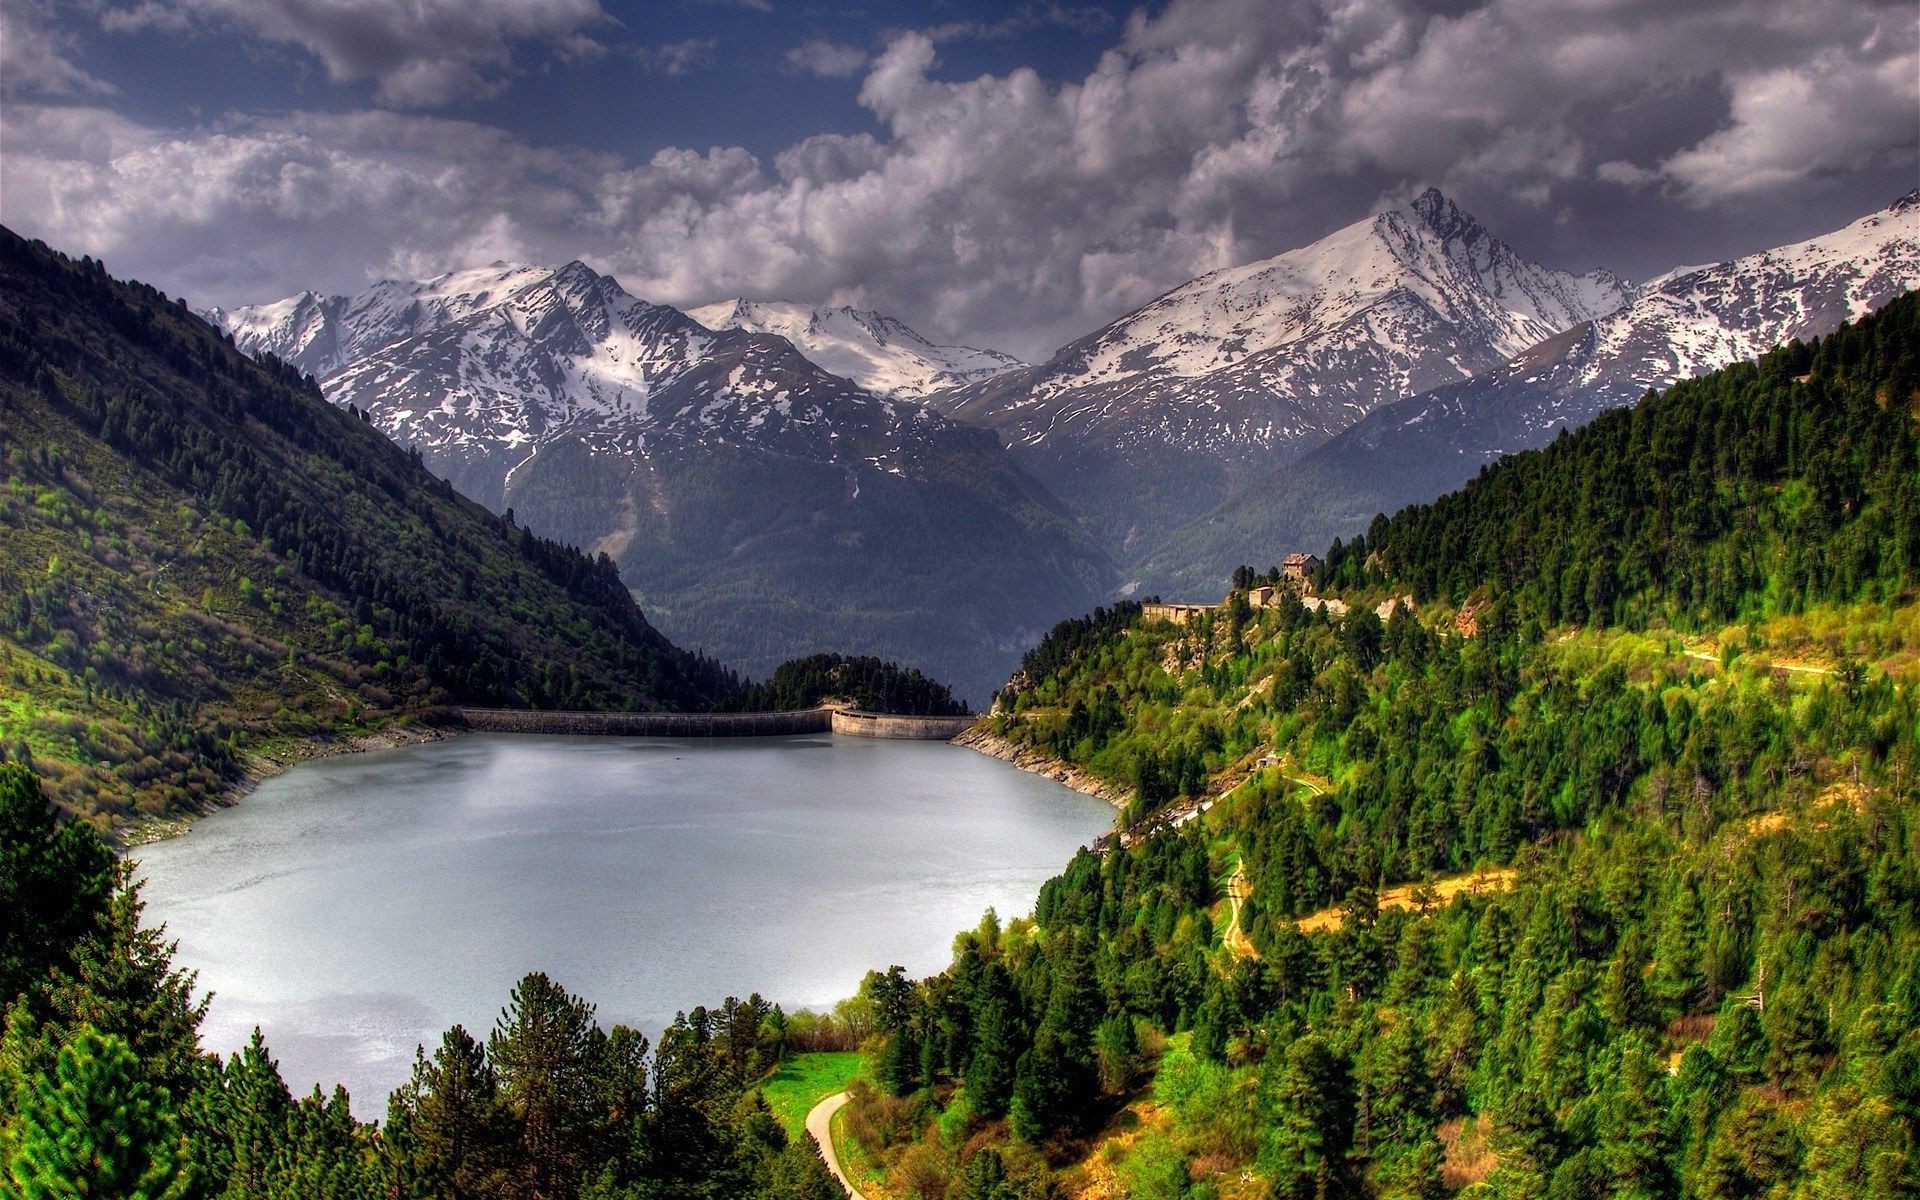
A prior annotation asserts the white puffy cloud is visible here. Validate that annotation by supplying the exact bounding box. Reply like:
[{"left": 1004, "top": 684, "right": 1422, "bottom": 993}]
[
  {"left": 784, "top": 38, "right": 868, "bottom": 78},
  {"left": 1653, "top": 47, "right": 1919, "bottom": 203},
  {"left": 98, "top": 0, "right": 614, "bottom": 106},
  {"left": 6, "top": 0, "right": 1915, "bottom": 357}
]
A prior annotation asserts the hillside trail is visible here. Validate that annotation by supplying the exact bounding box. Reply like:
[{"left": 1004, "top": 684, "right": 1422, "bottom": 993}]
[
  {"left": 1224, "top": 860, "right": 1258, "bottom": 960},
  {"left": 807, "top": 1091, "right": 867, "bottom": 1200},
  {"left": 1681, "top": 648, "right": 1833, "bottom": 676}
]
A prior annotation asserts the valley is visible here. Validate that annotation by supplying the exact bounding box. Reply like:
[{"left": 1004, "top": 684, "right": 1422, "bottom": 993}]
[
  {"left": 1, "top": 232, "right": 1914, "bottom": 1198},
  {"left": 212, "top": 187, "right": 1919, "bottom": 692},
  {"left": 3, "top": 139, "right": 1917, "bottom": 1200}
]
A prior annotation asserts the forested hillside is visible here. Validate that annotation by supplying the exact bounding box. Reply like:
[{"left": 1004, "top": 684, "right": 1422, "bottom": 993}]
[
  {"left": 823, "top": 296, "right": 1920, "bottom": 1196},
  {"left": 0, "top": 230, "right": 735, "bottom": 826},
  {"left": 1319, "top": 293, "right": 1920, "bottom": 626},
  {"left": 738, "top": 653, "right": 971, "bottom": 716}
]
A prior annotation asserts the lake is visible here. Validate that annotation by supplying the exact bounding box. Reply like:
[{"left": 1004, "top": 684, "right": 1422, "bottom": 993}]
[{"left": 134, "top": 732, "right": 1113, "bottom": 1115}]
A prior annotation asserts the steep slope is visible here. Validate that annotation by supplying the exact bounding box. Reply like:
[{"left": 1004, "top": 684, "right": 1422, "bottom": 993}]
[
  {"left": 834, "top": 292, "right": 1920, "bottom": 1198},
  {"left": 0, "top": 229, "right": 735, "bottom": 825},
  {"left": 687, "top": 298, "right": 1023, "bottom": 400},
  {"left": 218, "top": 264, "right": 1113, "bottom": 700},
  {"left": 936, "top": 188, "right": 1629, "bottom": 551},
  {"left": 1137, "top": 191, "right": 1920, "bottom": 596}
]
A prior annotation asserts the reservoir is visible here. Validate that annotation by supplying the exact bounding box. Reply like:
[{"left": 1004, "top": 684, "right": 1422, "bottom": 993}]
[{"left": 135, "top": 732, "right": 1112, "bottom": 1115}]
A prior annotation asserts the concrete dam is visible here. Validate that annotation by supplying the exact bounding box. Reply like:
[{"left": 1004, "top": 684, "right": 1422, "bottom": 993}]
[{"left": 445, "top": 706, "right": 978, "bottom": 741}]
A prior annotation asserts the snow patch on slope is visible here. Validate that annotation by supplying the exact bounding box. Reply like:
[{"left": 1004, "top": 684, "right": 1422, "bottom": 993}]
[{"left": 688, "top": 298, "right": 1023, "bottom": 400}]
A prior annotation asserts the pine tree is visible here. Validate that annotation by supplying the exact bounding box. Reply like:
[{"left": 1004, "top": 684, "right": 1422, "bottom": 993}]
[
  {"left": 0, "top": 764, "right": 114, "bottom": 999},
  {"left": 5, "top": 1025, "right": 190, "bottom": 1200},
  {"left": 385, "top": 1026, "right": 518, "bottom": 1199}
]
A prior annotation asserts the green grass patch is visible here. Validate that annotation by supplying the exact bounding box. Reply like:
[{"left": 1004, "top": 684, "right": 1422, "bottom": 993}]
[{"left": 759, "top": 1052, "right": 866, "bottom": 1140}]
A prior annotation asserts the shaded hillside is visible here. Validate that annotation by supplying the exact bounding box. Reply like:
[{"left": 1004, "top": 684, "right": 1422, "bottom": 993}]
[
  {"left": 1323, "top": 290, "right": 1920, "bottom": 625},
  {"left": 0, "top": 229, "right": 734, "bottom": 825}
]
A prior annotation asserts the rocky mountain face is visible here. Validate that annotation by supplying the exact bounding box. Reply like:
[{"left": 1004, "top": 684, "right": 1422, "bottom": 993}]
[
  {"left": 933, "top": 188, "right": 1631, "bottom": 553},
  {"left": 687, "top": 298, "right": 1023, "bottom": 400},
  {"left": 216, "top": 263, "right": 1112, "bottom": 700},
  {"left": 1133, "top": 190, "right": 1920, "bottom": 598}
]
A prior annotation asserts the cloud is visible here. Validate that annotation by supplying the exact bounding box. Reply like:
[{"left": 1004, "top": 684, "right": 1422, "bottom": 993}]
[
  {"left": 2, "top": 1, "right": 116, "bottom": 97},
  {"left": 1651, "top": 46, "right": 1919, "bottom": 203},
  {"left": 99, "top": 0, "right": 614, "bottom": 106},
  {"left": 633, "top": 37, "right": 718, "bottom": 76},
  {"left": 785, "top": 38, "right": 868, "bottom": 78},
  {"left": 6, "top": 0, "right": 1916, "bottom": 358},
  {"left": 924, "top": 2, "right": 1114, "bottom": 43}
]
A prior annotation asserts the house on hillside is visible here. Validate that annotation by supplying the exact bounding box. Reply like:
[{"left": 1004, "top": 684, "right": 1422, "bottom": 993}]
[
  {"left": 1144, "top": 602, "right": 1213, "bottom": 625},
  {"left": 1282, "top": 553, "right": 1321, "bottom": 588}
]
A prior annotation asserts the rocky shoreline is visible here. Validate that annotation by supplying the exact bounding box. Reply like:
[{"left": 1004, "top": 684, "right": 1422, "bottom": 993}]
[
  {"left": 953, "top": 725, "right": 1130, "bottom": 808},
  {"left": 123, "top": 720, "right": 451, "bottom": 847}
]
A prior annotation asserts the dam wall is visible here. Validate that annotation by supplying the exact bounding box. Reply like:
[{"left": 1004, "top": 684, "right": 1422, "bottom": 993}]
[
  {"left": 445, "top": 706, "right": 978, "bottom": 741},
  {"left": 830, "top": 710, "right": 978, "bottom": 740},
  {"left": 448, "top": 707, "right": 832, "bottom": 737}
]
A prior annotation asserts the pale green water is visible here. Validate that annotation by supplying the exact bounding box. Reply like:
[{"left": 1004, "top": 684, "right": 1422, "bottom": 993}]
[{"left": 136, "top": 733, "right": 1112, "bottom": 1115}]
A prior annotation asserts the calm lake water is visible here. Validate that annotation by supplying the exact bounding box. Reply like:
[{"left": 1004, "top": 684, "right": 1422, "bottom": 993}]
[{"left": 135, "top": 733, "right": 1112, "bottom": 1115}]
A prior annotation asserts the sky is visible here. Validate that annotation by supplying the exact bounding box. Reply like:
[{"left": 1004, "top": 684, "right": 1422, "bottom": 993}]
[{"left": 2, "top": 0, "right": 1915, "bottom": 359}]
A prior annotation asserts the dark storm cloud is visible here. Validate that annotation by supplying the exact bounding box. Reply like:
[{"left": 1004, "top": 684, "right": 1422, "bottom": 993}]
[{"left": 7, "top": 0, "right": 1914, "bottom": 357}]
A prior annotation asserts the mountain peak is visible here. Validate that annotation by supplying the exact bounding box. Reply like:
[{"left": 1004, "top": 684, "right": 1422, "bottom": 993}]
[
  {"left": 1389, "top": 186, "right": 1486, "bottom": 247},
  {"left": 1404, "top": 185, "right": 1457, "bottom": 222},
  {"left": 549, "top": 259, "right": 607, "bottom": 293}
]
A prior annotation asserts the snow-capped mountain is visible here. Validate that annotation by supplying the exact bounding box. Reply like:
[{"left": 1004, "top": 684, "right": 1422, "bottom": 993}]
[
  {"left": 1301, "top": 189, "right": 1920, "bottom": 496},
  {"left": 213, "top": 263, "right": 1113, "bottom": 699},
  {"left": 210, "top": 262, "right": 555, "bottom": 379},
  {"left": 935, "top": 188, "right": 1631, "bottom": 551},
  {"left": 687, "top": 298, "right": 1023, "bottom": 400},
  {"left": 1132, "top": 190, "right": 1920, "bottom": 598}
]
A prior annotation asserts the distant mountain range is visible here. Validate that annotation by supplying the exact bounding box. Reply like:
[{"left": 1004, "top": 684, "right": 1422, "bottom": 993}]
[
  {"left": 213, "top": 187, "right": 1920, "bottom": 689},
  {"left": 687, "top": 298, "right": 1023, "bottom": 400},
  {"left": 217, "top": 261, "right": 1110, "bottom": 700},
  {"left": 1132, "top": 189, "right": 1920, "bottom": 598},
  {"left": 932, "top": 189, "right": 1632, "bottom": 552}
]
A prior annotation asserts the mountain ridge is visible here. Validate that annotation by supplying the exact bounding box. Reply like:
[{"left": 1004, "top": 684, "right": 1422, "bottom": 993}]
[
  {"left": 932, "top": 187, "right": 1633, "bottom": 552},
  {"left": 0, "top": 228, "right": 736, "bottom": 824},
  {"left": 1133, "top": 189, "right": 1920, "bottom": 598}
]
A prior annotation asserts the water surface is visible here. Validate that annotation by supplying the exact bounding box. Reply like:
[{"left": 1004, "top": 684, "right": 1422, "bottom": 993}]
[{"left": 136, "top": 733, "right": 1112, "bottom": 1114}]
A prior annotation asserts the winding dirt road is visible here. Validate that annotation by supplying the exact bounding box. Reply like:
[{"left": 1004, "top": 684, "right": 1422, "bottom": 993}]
[
  {"left": 806, "top": 1091, "right": 867, "bottom": 1200},
  {"left": 1224, "top": 860, "right": 1258, "bottom": 960}
]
